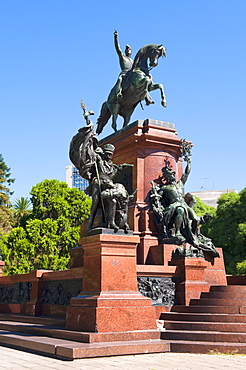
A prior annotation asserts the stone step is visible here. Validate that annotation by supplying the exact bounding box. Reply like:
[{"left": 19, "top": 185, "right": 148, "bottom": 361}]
[
  {"left": 0, "top": 313, "right": 65, "bottom": 327},
  {"left": 161, "top": 312, "right": 246, "bottom": 323},
  {"left": 227, "top": 277, "right": 246, "bottom": 285},
  {"left": 190, "top": 298, "right": 246, "bottom": 306},
  {"left": 0, "top": 329, "right": 170, "bottom": 359},
  {"left": 161, "top": 330, "right": 246, "bottom": 343},
  {"left": 161, "top": 284, "right": 246, "bottom": 354},
  {"left": 201, "top": 291, "right": 245, "bottom": 299},
  {"left": 169, "top": 340, "right": 246, "bottom": 354},
  {"left": 210, "top": 285, "right": 246, "bottom": 292},
  {"left": 164, "top": 320, "right": 246, "bottom": 333},
  {"left": 172, "top": 305, "right": 246, "bottom": 314},
  {"left": 0, "top": 320, "right": 160, "bottom": 343}
]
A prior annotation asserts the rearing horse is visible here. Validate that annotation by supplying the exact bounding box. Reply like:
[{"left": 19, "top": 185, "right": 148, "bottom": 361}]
[{"left": 96, "top": 44, "right": 167, "bottom": 135}]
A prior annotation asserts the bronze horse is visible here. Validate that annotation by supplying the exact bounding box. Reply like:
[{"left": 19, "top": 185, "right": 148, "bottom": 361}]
[{"left": 96, "top": 44, "right": 167, "bottom": 135}]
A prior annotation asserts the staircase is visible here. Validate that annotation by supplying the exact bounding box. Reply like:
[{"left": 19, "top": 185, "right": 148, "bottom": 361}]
[
  {"left": 0, "top": 313, "right": 169, "bottom": 359},
  {"left": 1, "top": 285, "right": 246, "bottom": 358},
  {"left": 161, "top": 285, "right": 246, "bottom": 354}
]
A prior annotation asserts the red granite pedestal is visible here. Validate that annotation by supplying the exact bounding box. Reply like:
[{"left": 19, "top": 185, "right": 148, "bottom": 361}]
[
  {"left": 169, "top": 257, "right": 210, "bottom": 305},
  {"left": 98, "top": 120, "right": 226, "bottom": 301},
  {"left": 99, "top": 119, "right": 184, "bottom": 265},
  {"left": 66, "top": 231, "right": 157, "bottom": 333},
  {"left": 68, "top": 119, "right": 227, "bottom": 325}
]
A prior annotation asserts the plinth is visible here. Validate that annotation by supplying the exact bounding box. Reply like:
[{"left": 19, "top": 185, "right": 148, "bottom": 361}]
[
  {"left": 169, "top": 257, "right": 210, "bottom": 305},
  {"left": 100, "top": 119, "right": 183, "bottom": 265},
  {"left": 66, "top": 230, "right": 157, "bottom": 332}
]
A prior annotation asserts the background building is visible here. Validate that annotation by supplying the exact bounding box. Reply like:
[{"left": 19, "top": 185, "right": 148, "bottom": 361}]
[
  {"left": 66, "top": 165, "right": 88, "bottom": 192},
  {"left": 191, "top": 189, "right": 238, "bottom": 208}
]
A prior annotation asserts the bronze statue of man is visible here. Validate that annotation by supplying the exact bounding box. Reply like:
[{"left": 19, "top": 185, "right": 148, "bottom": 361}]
[
  {"left": 159, "top": 160, "right": 200, "bottom": 243},
  {"left": 86, "top": 143, "right": 131, "bottom": 230},
  {"left": 113, "top": 30, "right": 154, "bottom": 105},
  {"left": 150, "top": 153, "right": 219, "bottom": 258},
  {"left": 97, "top": 36, "right": 166, "bottom": 134},
  {"left": 69, "top": 103, "right": 133, "bottom": 232},
  {"left": 113, "top": 30, "right": 133, "bottom": 100},
  {"left": 114, "top": 30, "right": 133, "bottom": 73}
]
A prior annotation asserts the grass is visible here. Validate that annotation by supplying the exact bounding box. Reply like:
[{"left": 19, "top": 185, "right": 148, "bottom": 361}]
[{"left": 208, "top": 349, "right": 246, "bottom": 356}]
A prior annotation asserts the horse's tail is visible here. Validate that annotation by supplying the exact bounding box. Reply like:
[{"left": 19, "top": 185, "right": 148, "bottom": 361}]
[{"left": 96, "top": 102, "right": 111, "bottom": 134}]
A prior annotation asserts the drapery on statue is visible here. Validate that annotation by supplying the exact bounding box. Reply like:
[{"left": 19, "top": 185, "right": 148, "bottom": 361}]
[
  {"left": 69, "top": 101, "right": 134, "bottom": 232},
  {"left": 96, "top": 32, "right": 167, "bottom": 135},
  {"left": 150, "top": 140, "right": 219, "bottom": 258}
]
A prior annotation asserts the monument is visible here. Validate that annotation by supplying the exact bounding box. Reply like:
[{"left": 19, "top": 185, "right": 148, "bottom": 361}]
[
  {"left": 0, "top": 31, "right": 230, "bottom": 359},
  {"left": 67, "top": 30, "right": 221, "bottom": 333}
]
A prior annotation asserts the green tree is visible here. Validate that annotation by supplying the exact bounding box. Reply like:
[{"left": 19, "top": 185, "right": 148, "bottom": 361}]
[
  {"left": 205, "top": 190, "right": 246, "bottom": 274},
  {"left": 13, "top": 197, "right": 32, "bottom": 225},
  {"left": 193, "top": 195, "right": 216, "bottom": 218},
  {"left": 30, "top": 179, "right": 90, "bottom": 225},
  {"left": 0, "top": 179, "right": 91, "bottom": 275},
  {"left": 0, "top": 154, "right": 14, "bottom": 235}
]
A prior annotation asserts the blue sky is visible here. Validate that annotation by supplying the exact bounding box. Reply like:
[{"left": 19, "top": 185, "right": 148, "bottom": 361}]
[{"left": 1, "top": 0, "right": 246, "bottom": 200}]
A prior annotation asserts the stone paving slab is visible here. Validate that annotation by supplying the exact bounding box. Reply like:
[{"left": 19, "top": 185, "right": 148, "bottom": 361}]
[{"left": 0, "top": 345, "right": 246, "bottom": 369}]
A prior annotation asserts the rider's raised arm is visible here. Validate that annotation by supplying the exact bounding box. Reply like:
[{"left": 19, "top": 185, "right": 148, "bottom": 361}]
[
  {"left": 181, "top": 158, "right": 191, "bottom": 185},
  {"left": 114, "top": 30, "right": 123, "bottom": 58}
]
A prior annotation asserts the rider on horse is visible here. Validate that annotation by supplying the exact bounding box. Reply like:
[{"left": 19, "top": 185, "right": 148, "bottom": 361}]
[
  {"left": 96, "top": 36, "right": 167, "bottom": 135},
  {"left": 114, "top": 30, "right": 154, "bottom": 105}
]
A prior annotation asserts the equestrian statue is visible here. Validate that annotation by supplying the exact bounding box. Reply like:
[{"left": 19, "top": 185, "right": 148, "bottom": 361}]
[{"left": 96, "top": 31, "right": 167, "bottom": 135}]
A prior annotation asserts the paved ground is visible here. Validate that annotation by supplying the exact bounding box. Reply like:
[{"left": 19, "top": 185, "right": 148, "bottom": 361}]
[{"left": 0, "top": 346, "right": 245, "bottom": 370}]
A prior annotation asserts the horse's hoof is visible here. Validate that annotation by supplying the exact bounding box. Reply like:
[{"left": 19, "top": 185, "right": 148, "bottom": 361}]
[
  {"left": 110, "top": 223, "right": 119, "bottom": 231},
  {"left": 146, "top": 99, "right": 155, "bottom": 106}
]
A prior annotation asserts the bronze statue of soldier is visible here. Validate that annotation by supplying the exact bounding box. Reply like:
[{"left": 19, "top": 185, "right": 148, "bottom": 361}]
[
  {"left": 85, "top": 142, "right": 131, "bottom": 230},
  {"left": 69, "top": 102, "right": 133, "bottom": 232},
  {"left": 113, "top": 30, "right": 154, "bottom": 105}
]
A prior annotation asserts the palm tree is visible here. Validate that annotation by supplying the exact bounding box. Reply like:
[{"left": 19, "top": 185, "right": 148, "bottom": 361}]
[{"left": 13, "top": 197, "right": 32, "bottom": 224}]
